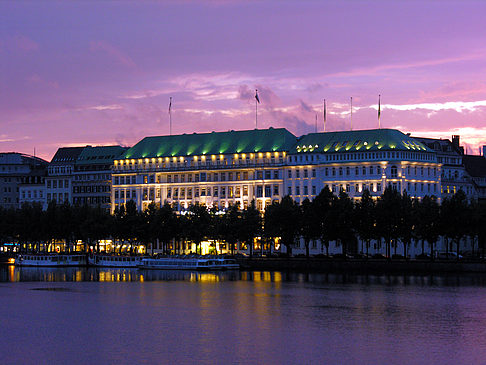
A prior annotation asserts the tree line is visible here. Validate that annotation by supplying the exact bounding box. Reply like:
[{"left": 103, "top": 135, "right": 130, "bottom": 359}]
[{"left": 1, "top": 187, "right": 486, "bottom": 258}]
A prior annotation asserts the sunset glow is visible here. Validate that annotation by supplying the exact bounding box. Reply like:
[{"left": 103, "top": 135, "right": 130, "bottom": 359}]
[{"left": 1, "top": 1, "right": 486, "bottom": 160}]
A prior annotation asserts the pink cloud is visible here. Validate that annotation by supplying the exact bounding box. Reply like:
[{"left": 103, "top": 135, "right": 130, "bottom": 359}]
[
  {"left": 89, "top": 40, "right": 136, "bottom": 69},
  {"left": 0, "top": 35, "right": 39, "bottom": 54}
]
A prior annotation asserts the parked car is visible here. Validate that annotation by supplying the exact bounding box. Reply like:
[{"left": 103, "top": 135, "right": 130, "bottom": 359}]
[
  {"left": 435, "top": 252, "right": 463, "bottom": 260},
  {"left": 332, "top": 253, "right": 352, "bottom": 260}
]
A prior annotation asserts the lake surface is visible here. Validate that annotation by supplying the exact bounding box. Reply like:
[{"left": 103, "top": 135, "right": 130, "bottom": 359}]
[{"left": 2, "top": 267, "right": 486, "bottom": 365}]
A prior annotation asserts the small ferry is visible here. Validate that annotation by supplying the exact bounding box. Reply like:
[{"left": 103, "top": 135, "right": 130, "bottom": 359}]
[
  {"left": 216, "top": 258, "right": 240, "bottom": 270},
  {"left": 139, "top": 256, "right": 239, "bottom": 271},
  {"left": 88, "top": 254, "right": 143, "bottom": 268},
  {"left": 15, "top": 254, "right": 87, "bottom": 267}
]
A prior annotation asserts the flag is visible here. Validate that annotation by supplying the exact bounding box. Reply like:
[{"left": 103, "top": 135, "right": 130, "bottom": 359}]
[
  {"left": 255, "top": 89, "right": 260, "bottom": 103},
  {"left": 169, "top": 97, "right": 172, "bottom": 114}
]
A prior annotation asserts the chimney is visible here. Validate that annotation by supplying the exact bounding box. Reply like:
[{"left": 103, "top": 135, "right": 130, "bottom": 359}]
[
  {"left": 483, "top": 145, "right": 486, "bottom": 158},
  {"left": 451, "top": 135, "right": 464, "bottom": 154},
  {"left": 452, "top": 135, "right": 460, "bottom": 149}
]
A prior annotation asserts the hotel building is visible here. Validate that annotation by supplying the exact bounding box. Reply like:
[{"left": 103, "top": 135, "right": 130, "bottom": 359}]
[
  {"left": 111, "top": 128, "right": 296, "bottom": 212},
  {"left": 111, "top": 128, "right": 441, "bottom": 213}
]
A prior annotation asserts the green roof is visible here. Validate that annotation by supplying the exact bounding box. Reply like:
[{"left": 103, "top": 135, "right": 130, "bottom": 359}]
[
  {"left": 76, "top": 146, "right": 128, "bottom": 165},
  {"left": 292, "top": 129, "right": 432, "bottom": 154},
  {"left": 122, "top": 128, "right": 297, "bottom": 159}
]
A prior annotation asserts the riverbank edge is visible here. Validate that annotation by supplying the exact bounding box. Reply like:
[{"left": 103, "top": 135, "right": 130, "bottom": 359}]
[{"left": 236, "top": 258, "right": 486, "bottom": 274}]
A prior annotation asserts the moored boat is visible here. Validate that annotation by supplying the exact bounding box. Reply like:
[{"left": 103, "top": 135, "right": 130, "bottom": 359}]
[
  {"left": 88, "top": 254, "right": 143, "bottom": 268},
  {"left": 216, "top": 258, "right": 240, "bottom": 270},
  {"left": 15, "top": 254, "right": 87, "bottom": 267},
  {"left": 138, "top": 256, "right": 239, "bottom": 271}
]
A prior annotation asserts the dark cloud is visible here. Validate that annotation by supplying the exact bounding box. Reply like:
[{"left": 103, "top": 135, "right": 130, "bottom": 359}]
[
  {"left": 238, "top": 85, "right": 253, "bottom": 101},
  {"left": 305, "top": 83, "right": 327, "bottom": 93},
  {"left": 299, "top": 100, "right": 315, "bottom": 113}
]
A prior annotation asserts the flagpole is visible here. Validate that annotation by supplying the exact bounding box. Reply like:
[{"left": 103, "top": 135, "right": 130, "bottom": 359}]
[
  {"left": 350, "top": 97, "right": 353, "bottom": 131},
  {"left": 315, "top": 113, "right": 317, "bottom": 133},
  {"left": 255, "top": 89, "right": 260, "bottom": 129},
  {"left": 255, "top": 90, "right": 258, "bottom": 129},
  {"left": 323, "top": 99, "right": 326, "bottom": 132},
  {"left": 378, "top": 94, "right": 381, "bottom": 129},
  {"left": 169, "top": 97, "right": 172, "bottom": 136}
]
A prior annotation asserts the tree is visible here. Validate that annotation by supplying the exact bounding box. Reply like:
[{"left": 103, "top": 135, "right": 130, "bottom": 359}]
[
  {"left": 376, "top": 187, "right": 402, "bottom": 258},
  {"left": 187, "top": 203, "right": 211, "bottom": 255},
  {"left": 415, "top": 195, "right": 440, "bottom": 258},
  {"left": 220, "top": 204, "right": 240, "bottom": 255},
  {"left": 398, "top": 192, "right": 414, "bottom": 258},
  {"left": 300, "top": 198, "right": 320, "bottom": 258},
  {"left": 329, "top": 190, "right": 355, "bottom": 255},
  {"left": 264, "top": 196, "right": 301, "bottom": 256},
  {"left": 313, "top": 186, "right": 335, "bottom": 256},
  {"left": 440, "top": 190, "right": 469, "bottom": 259},
  {"left": 355, "top": 189, "right": 376, "bottom": 257},
  {"left": 142, "top": 202, "right": 159, "bottom": 255},
  {"left": 157, "top": 203, "right": 177, "bottom": 255},
  {"left": 240, "top": 200, "right": 262, "bottom": 258},
  {"left": 477, "top": 201, "right": 486, "bottom": 259}
]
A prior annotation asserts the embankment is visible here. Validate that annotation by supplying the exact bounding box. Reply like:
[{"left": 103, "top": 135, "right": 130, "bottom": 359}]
[{"left": 237, "top": 258, "right": 486, "bottom": 274}]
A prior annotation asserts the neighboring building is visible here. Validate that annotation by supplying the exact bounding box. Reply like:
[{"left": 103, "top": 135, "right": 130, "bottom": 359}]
[
  {"left": 19, "top": 167, "right": 47, "bottom": 209},
  {"left": 0, "top": 152, "right": 48, "bottom": 210},
  {"left": 463, "top": 155, "right": 486, "bottom": 201},
  {"left": 73, "top": 145, "right": 128, "bottom": 211},
  {"left": 412, "top": 135, "right": 476, "bottom": 199},
  {"left": 288, "top": 129, "right": 440, "bottom": 203},
  {"left": 111, "top": 128, "right": 297, "bottom": 213},
  {"left": 46, "top": 147, "right": 85, "bottom": 205}
]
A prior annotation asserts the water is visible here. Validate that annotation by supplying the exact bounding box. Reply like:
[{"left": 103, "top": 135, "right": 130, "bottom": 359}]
[{"left": 2, "top": 267, "right": 486, "bottom": 365}]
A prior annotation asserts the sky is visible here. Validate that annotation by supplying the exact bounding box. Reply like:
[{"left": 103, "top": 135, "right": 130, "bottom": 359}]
[{"left": 1, "top": 0, "right": 486, "bottom": 161}]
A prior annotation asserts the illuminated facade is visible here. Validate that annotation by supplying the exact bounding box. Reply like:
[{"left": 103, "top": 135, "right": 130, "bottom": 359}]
[
  {"left": 111, "top": 128, "right": 296, "bottom": 212},
  {"left": 112, "top": 128, "right": 441, "bottom": 213},
  {"left": 413, "top": 135, "right": 475, "bottom": 199},
  {"left": 287, "top": 129, "right": 441, "bottom": 202}
]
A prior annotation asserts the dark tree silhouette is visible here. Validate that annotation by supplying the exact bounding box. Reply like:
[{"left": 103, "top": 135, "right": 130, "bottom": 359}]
[
  {"left": 264, "top": 196, "right": 300, "bottom": 256},
  {"left": 355, "top": 189, "right": 376, "bottom": 257}
]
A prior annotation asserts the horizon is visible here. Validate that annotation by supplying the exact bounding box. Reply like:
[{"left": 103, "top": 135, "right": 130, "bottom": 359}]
[{"left": 2, "top": 0, "right": 486, "bottom": 161}]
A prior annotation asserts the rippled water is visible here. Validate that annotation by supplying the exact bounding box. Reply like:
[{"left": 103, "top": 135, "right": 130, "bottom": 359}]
[{"left": 2, "top": 267, "right": 486, "bottom": 365}]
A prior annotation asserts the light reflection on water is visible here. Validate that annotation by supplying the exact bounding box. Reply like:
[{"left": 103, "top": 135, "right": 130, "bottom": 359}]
[
  {"left": 2, "top": 267, "right": 486, "bottom": 364},
  {"left": 4, "top": 266, "right": 486, "bottom": 286}
]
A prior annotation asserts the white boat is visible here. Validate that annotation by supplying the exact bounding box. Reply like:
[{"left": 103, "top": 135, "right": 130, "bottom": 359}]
[
  {"left": 88, "top": 254, "right": 143, "bottom": 268},
  {"left": 15, "top": 254, "right": 87, "bottom": 267},
  {"left": 139, "top": 257, "right": 239, "bottom": 271},
  {"left": 216, "top": 258, "right": 240, "bottom": 270}
]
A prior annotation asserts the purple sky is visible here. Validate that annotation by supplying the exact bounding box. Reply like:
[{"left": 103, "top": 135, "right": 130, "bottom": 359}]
[{"left": 2, "top": 0, "right": 486, "bottom": 161}]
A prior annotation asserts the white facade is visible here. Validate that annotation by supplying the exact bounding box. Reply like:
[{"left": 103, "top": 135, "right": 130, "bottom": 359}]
[
  {"left": 19, "top": 184, "right": 46, "bottom": 208},
  {"left": 112, "top": 128, "right": 441, "bottom": 213},
  {"left": 112, "top": 152, "right": 287, "bottom": 213},
  {"left": 46, "top": 165, "right": 74, "bottom": 205}
]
